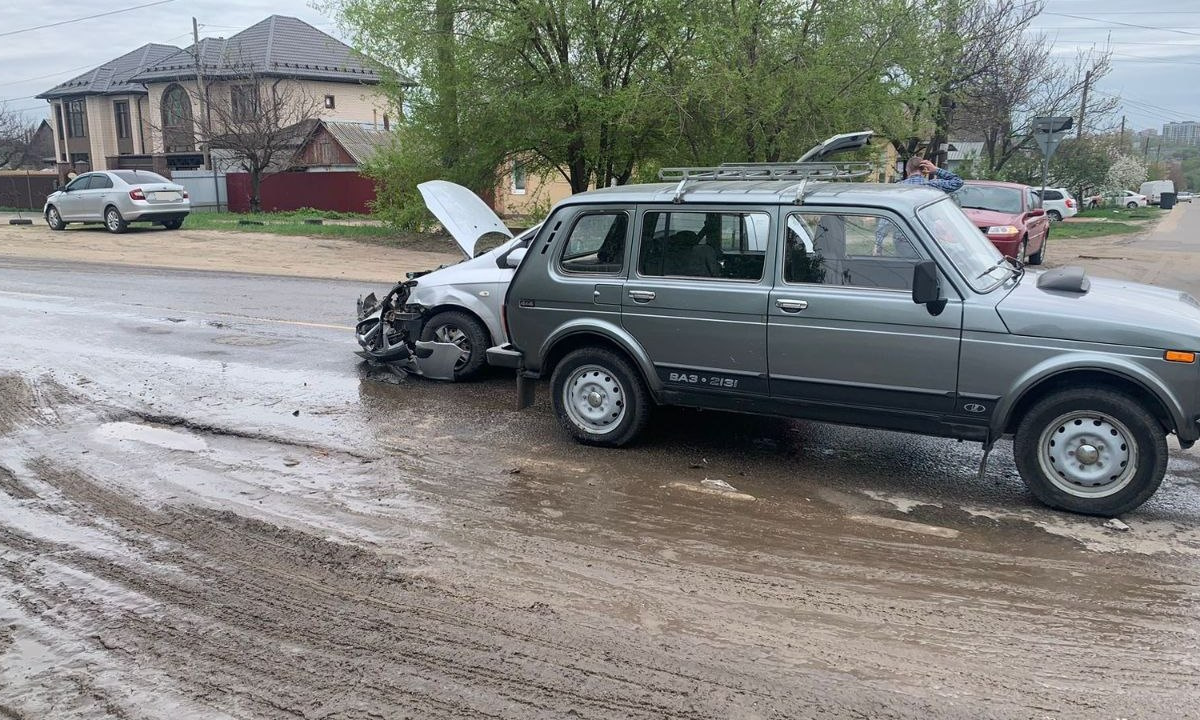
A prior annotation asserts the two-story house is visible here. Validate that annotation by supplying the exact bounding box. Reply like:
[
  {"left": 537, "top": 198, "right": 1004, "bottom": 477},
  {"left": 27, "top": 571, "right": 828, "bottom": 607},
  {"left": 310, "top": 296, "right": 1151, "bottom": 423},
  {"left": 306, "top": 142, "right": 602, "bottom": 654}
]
[
  {"left": 37, "top": 16, "right": 399, "bottom": 176},
  {"left": 36, "top": 43, "right": 181, "bottom": 172}
]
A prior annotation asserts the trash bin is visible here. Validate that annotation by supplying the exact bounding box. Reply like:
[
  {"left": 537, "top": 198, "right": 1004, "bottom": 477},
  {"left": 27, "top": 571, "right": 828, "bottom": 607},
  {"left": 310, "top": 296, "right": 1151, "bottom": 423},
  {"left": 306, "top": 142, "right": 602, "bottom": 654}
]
[{"left": 1161, "top": 192, "right": 1177, "bottom": 209}]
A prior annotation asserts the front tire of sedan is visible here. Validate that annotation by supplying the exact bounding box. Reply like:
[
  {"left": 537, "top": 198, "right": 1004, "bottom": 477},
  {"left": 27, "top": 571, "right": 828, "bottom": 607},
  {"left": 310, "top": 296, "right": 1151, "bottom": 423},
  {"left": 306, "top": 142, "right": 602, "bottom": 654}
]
[
  {"left": 1126, "top": 201, "right": 1138, "bottom": 209},
  {"left": 104, "top": 206, "right": 128, "bottom": 234},
  {"left": 45, "top": 206, "right": 65, "bottom": 231},
  {"left": 1014, "top": 387, "right": 1167, "bottom": 517},
  {"left": 419, "top": 310, "right": 488, "bottom": 381},
  {"left": 161, "top": 218, "right": 184, "bottom": 230},
  {"left": 551, "top": 347, "right": 650, "bottom": 447}
]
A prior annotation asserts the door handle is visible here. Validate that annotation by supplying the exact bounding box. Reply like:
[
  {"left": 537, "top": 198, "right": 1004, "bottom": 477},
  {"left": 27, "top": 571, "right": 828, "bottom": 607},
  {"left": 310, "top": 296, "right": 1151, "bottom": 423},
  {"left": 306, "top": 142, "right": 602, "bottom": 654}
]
[
  {"left": 776, "top": 298, "right": 808, "bottom": 312},
  {"left": 628, "top": 290, "right": 656, "bottom": 303}
]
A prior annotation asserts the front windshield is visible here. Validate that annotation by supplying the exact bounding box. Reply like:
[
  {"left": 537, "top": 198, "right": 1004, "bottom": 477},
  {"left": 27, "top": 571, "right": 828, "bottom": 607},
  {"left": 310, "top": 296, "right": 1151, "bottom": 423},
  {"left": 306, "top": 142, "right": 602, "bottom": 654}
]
[
  {"left": 917, "top": 197, "right": 1011, "bottom": 292},
  {"left": 956, "top": 185, "right": 1023, "bottom": 214}
]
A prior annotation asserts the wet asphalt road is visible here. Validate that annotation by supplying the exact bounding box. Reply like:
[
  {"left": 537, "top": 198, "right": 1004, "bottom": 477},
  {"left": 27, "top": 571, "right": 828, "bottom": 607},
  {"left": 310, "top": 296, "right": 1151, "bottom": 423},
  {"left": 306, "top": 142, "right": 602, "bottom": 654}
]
[{"left": 2, "top": 256, "right": 1200, "bottom": 718}]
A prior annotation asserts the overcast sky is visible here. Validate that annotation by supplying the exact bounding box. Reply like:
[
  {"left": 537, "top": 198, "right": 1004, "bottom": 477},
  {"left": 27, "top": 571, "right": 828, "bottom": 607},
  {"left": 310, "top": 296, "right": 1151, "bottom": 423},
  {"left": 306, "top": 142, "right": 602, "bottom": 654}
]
[{"left": 1, "top": 0, "right": 1197, "bottom": 134}]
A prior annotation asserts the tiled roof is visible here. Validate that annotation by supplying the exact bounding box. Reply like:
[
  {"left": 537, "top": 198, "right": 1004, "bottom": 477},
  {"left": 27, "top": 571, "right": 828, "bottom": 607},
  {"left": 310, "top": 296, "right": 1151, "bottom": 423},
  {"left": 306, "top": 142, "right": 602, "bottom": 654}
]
[
  {"left": 131, "top": 16, "right": 404, "bottom": 85},
  {"left": 37, "top": 44, "right": 181, "bottom": 99}
]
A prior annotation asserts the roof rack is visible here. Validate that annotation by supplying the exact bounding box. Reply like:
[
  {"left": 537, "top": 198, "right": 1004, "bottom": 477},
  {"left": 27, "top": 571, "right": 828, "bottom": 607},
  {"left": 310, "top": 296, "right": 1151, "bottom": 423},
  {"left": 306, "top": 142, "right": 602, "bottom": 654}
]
[{"left": 659, "top": 161, "right": 874, "bottom": 203}]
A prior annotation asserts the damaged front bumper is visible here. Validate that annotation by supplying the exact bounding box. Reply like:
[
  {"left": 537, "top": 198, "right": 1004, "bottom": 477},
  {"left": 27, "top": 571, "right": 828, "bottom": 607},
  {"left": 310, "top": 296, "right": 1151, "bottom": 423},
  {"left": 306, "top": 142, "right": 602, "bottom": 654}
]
[{"left": 354, "top": 283, "right": 462, "bottom": 381}]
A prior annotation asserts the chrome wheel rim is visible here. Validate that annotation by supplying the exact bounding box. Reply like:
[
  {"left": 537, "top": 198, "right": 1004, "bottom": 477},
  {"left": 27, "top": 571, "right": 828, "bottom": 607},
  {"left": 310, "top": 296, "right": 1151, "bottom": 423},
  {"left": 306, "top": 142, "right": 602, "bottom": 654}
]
[
  {"left": 432, "top": 324, "right": 471, "bottom": 370},
  {"left": 48, "top": 208, "right": 60, "bottom": 226},
  {"left": 1038, "top": 411, "right": 1137, "bottom": 498},
  {"left": 106, "top": 210, "right": 120, "bottom": 231},
  {"left": 563, "top": 364, "right": 625, "bottom": 435}
]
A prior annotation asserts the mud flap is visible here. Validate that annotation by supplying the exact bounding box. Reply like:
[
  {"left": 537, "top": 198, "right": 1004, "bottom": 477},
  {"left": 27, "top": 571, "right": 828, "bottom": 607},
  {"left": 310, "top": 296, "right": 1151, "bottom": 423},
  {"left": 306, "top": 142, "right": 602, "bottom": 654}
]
[
  {"left": 412, "top": 340, "right": 461, "bottom": 381},
  {"left": 517, "top": 373, "right": 536, "bottom": 410}
]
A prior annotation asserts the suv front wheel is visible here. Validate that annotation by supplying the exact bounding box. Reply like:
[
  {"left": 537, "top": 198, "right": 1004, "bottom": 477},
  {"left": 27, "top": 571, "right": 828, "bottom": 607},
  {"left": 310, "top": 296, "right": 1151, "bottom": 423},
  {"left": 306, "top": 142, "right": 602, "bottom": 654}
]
[
  {"left": 551, "top": 347, "right": 650, "bottom": 447},
  {"left": 1013, "top": 387, "right": 1167, "bottom": 516}
]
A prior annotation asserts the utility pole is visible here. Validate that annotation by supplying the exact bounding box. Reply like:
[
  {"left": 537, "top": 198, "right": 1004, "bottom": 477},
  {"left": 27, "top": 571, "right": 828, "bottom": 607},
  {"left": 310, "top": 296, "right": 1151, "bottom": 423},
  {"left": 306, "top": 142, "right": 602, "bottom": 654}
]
[
  {"left": 1078, "top": 69, "right": 1092, "bottom": 139},
  {"left": 1120, "top": 115, "right": 1126, "bottom": 147},
  {"left": 193, "top": 17, "right": 221, "bottom": 212}
]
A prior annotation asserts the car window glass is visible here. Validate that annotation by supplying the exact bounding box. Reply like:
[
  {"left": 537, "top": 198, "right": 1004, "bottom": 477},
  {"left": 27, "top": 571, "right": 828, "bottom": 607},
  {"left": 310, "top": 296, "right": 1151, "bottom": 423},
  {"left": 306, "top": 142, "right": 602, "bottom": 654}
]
[
  {"left": 66, "top": 175, "right": 90, "bottom": 191},
  {"left": 1029, "top": 189, "right": 1040, "bottom": 209},
  {"left": 639, "top": 210, "right": 767, "bottom": 281},
  {"left": 111, "top": 170, "right": 170, "bottom": 184},
  {"left": 1042, "top": 190, "right": 1061, "bottom": 200},
  {"left": 957, "top": 185, "right": 1023, "bottom": 214},
  {"left": 784, "top": 212, "right": 922, "bottom": 290},
  {"left": 559, "top": 212, "right": 627, "bottom": 274},
  {"left": 91, "top": 174, "right": 113, "bottom": 190}
]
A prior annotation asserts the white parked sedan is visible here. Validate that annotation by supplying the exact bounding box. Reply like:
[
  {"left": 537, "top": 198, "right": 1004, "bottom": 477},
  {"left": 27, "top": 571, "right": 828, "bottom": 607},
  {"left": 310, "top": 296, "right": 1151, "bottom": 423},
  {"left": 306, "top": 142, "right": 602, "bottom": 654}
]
[{"left": 44, "top": 170, "right": 190, "bottom": 233}]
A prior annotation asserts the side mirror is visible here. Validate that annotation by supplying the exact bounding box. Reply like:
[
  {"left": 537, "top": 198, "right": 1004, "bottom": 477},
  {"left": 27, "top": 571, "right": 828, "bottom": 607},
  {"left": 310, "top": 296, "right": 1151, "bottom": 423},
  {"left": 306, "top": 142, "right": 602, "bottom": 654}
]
[
  {"left": 912, "top": 261, "right": 946, "bottom": 314},
  {"left": 1028, "top": 208, "right": 1045, "bottom": 218},
  {"left": 505, "top": 246, "right": 527, "bottom": 269}
]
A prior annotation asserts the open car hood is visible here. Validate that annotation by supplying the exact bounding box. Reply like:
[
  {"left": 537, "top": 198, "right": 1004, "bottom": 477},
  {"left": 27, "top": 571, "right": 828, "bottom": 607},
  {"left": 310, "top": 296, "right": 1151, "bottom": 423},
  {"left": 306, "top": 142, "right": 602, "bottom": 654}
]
[
  {"left": 796, "top": 130, "right": 874, "bottom": 162},
  {"left": 418, "top": 180, "right": 513, "bottom": 258}
]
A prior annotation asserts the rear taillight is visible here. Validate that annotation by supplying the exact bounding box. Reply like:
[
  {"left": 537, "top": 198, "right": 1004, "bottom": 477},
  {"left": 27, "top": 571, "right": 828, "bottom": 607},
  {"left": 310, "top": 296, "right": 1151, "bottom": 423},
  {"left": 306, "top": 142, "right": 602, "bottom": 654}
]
[
  {"left": 181, "top": 190, "right": 189, "bottom": 199},
  {"left": 129, "top": 188, "right": 146, "bottom": 200},
  {"left": 1066, "top": 198, "right": 1075, "bottom": 208}
]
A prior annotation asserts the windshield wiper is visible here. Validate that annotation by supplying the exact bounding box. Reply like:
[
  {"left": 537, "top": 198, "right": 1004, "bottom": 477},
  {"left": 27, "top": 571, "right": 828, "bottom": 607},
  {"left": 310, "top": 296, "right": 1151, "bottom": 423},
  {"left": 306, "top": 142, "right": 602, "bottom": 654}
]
[{"left": 975, "top": 257, "right": 1019, "bottom": 280}]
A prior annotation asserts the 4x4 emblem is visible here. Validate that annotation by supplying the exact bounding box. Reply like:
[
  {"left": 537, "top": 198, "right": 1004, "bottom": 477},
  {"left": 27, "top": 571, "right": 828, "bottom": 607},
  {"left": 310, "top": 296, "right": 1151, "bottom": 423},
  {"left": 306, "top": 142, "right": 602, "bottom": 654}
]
[{"left": 963, "top": 403, "right": 987, "bottom": 414}]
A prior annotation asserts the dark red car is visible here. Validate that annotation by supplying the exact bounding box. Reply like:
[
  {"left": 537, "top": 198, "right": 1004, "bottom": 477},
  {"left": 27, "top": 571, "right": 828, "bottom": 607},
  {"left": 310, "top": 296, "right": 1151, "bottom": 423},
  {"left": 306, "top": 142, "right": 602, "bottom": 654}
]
[{"left": 956, "top": 181, "right": 1050, "bottom": 265}]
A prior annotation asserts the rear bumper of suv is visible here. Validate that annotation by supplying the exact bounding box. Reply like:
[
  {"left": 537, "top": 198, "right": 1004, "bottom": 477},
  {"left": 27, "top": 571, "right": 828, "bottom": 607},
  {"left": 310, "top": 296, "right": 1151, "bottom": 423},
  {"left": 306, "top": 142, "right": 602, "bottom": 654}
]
[
  {"left": 487, "top": 344, "right": 537, "bottom": 409},
  {"left": 486, "top": 344, "right": 523, "bottom": 368}
]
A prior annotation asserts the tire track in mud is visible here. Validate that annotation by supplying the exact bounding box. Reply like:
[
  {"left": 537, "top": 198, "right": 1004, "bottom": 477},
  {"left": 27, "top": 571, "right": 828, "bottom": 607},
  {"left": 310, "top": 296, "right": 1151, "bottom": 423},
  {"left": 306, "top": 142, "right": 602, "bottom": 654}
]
[{"left": 7, "top": 459, "right": 946, "bottom": 719}]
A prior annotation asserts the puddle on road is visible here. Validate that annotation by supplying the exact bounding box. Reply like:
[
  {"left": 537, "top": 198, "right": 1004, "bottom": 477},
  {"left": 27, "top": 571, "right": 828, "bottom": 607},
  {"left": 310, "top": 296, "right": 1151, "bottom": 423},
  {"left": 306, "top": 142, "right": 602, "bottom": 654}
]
[{"left": 95, "top": 422, "right": 208, "bottom": 452}]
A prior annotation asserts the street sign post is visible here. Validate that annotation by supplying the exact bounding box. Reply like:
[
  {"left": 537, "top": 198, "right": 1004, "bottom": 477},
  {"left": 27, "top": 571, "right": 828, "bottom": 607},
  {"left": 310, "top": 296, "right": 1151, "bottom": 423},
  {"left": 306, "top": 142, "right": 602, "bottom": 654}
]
[{"left": 1032, "top": 116, "right": 1074, "bottom": 210}]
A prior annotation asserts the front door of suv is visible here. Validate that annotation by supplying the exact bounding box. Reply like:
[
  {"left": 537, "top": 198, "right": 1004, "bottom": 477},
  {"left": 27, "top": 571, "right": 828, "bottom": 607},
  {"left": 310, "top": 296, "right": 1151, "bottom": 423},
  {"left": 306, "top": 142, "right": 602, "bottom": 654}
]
[
  {"left": 622, "top": 206, "right": 773, "bottom": 398},
  {"left": 768, "top": 209, "right": 963, "bottom": 422}
]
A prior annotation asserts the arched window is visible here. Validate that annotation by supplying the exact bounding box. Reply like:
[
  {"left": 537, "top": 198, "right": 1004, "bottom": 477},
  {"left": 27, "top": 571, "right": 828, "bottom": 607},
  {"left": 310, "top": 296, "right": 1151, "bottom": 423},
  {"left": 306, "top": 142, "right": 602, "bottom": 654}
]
[{"left": 161, "top": 83, "right": 194, "bottom": 152}]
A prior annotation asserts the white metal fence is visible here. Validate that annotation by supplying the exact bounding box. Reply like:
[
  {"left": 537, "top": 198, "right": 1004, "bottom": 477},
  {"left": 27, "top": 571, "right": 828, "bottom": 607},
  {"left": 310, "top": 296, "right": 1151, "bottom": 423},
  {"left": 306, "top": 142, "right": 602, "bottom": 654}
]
[{"left": 172, "top": 169, "right": 227, "bottom": 212}]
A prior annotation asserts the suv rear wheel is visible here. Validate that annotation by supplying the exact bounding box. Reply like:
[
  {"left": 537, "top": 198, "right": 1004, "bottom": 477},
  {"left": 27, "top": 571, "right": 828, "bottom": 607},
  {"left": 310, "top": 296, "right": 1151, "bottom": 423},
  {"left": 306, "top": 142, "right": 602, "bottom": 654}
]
[
  {"left": 1047, "top": 209, "right": 1062, "bottom": 222},
  {"left": 1013, "top": 387, "right": 1167, "bottom": 516},
  {"left": 551, "top": 347, "right": 650, "bottom": 447}
]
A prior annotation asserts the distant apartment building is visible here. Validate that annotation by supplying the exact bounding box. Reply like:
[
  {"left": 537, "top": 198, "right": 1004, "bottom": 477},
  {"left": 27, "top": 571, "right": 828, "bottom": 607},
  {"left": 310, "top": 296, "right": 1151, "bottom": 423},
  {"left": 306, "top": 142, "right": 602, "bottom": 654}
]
[{"left": 1162, "top": 121, "right": 1199, "bottom": 146}]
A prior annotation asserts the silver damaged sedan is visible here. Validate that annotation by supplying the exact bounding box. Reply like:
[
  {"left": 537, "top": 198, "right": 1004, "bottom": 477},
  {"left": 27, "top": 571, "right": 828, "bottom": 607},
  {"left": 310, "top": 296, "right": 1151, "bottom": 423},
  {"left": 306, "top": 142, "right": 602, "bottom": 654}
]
[{"left": 44, "top": 169, "right": 190, "bottom": 233}]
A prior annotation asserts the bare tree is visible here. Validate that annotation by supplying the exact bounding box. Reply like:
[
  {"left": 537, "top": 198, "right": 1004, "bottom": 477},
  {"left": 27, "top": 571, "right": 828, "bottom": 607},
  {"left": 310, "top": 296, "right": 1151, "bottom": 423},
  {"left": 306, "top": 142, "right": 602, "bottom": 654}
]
[
  {"left": 0, "top": 104, "right": 36, "bottom": 169},
  {"left": 958, "top": 44, "right": 1117, "bottom": 176},
  {"left": 150, "top": 65, "right": 324, "bottom": 213},
  {"left": 902, "top": 0, "right": 1044, "bottom": 167}
]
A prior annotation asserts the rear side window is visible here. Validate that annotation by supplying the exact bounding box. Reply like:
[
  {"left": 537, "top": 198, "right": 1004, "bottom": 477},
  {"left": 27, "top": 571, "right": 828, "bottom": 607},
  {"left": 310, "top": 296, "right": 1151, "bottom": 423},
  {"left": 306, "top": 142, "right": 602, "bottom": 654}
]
[
  {"left": 111, "top": 170, "right": 170, "bottom": 184},
  {"left": 638, "top": 210, "right": 768, "bottom": 281},
  {"left": 559, "top": 212, "right": 628, "bottom": 274},
  {"left": 1042, "top": 190, "right": 1062, "bottom": 200},
  {"left": 91, "top": 174, "right": 113, "bottom": 189}
]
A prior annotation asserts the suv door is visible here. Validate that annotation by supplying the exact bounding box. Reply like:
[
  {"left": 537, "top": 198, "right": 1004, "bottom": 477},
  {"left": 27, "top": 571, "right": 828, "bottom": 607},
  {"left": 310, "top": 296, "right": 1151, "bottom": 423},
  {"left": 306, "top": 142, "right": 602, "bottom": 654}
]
[
  {"left": 768, "top": 209, "right": 963, "bottom": 420},
  {"left": 622, "top": 206, "right": 773, "bottom": 397}
]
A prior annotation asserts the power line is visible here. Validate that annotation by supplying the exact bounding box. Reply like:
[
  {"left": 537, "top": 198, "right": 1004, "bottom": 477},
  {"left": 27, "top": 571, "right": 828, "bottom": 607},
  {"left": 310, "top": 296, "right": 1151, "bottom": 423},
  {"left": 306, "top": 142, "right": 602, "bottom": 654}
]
[
  {"left": 1109, "top": 51, "right": 1200, "bottom": 68},
  {"left": 1042, "top": 12, "right": 1200, "bottom": 37},
  {"left": 0, "top": 0, "right": 177, "bottom": 39},
  {"left": 0, "top": 62, "right": 100, "bottom": 89}
]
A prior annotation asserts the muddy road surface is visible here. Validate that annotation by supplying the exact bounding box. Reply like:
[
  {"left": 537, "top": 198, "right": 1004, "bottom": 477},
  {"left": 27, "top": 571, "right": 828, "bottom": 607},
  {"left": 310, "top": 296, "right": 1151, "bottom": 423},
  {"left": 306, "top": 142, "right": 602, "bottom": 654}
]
[{"left": 2, "top": 257, "right": 1200, "bottom": 719}]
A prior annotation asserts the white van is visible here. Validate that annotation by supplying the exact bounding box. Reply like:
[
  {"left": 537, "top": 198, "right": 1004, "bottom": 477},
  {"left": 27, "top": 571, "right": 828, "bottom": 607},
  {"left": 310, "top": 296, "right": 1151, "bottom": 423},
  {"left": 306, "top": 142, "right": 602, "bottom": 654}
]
[{"left": 1139, "top": 180, "right": 1175, "bottom": 205}]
